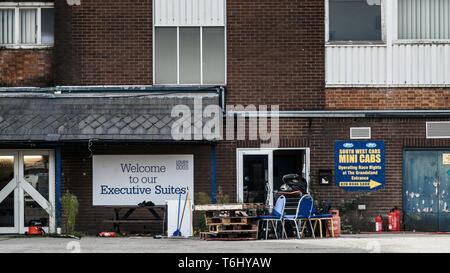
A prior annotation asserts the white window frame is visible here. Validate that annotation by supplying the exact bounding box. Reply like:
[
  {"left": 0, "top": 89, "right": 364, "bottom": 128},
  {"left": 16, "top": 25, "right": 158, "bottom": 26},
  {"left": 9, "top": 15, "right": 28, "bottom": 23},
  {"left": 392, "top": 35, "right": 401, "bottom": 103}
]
[
  {"left": 0, "top": 2, "right": 54, "bottom": 49},
  {"left": 325, "top": 0, "right": 387, "bottom": 45},
  {"left": 152, "top": 0, "right": 227, "bottom": 86}
]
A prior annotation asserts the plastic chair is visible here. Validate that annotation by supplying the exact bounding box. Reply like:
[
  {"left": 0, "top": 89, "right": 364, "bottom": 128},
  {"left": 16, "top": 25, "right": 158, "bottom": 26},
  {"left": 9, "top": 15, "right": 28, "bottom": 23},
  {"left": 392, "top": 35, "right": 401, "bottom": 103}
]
[
  {"left": 282, "top": 194, "right": 315, "bottom": 239},
  {"left": 257, "top": 195, "right": 286, "bottom": 240},
  {"left": 309, "top": 213, "right": 334, "bottom": 238},
  {"left": 309, "top": 199, "right": 334, "bottom": 238}
]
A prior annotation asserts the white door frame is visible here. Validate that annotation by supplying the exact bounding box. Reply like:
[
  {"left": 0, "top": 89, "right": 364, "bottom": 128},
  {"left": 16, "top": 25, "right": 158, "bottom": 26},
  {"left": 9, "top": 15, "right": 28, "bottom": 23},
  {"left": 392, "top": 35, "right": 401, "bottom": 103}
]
[
  {"left": 237, "top": 149, "right": 273, "bottom": 208},
  {"left": 237, "top": 148, "right": 310, "bottom": 210},
  {"left": 0, "top": 150, "right": 55, "bottom": 234}
]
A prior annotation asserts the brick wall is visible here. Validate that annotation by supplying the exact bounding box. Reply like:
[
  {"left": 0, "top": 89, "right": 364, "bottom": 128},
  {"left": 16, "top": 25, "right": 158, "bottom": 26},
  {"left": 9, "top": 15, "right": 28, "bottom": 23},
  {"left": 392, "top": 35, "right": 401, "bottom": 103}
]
[
  {"left": 0, "top": 49, "right": 53, "bottom": 87},
  {"left": 226, "top": 0, "right": 325, "bottom": 110},
  {"left": 53, "top": 0, "right": 326, "bottom": 110},
  {"left": 215, "top": 117, "right": 450, "bottom": 231},
  {"left": 61, "top": 144, "right": 211, "bottom": 234},
  {"left": 326, "top": 88, "right": 450, "bottom": 110},
  {"left": 54, "top": 0, "right": 153, "bottom": 86}
]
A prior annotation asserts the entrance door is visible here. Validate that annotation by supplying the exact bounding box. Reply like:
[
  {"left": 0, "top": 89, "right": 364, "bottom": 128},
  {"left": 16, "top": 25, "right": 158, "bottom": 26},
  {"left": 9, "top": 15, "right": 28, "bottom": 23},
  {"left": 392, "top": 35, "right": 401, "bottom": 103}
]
[
  {"left": 237, "top": 150, "right": 273, "bottom": 209},
  {"left": 0, "top": 151, "right": 55, "bottom": 234},
  {"left": 237, "top": 148, "right": 309, "bottom": 211},
  {"left": 403, "top": 150, "right": 450, "bottom": 232},
  {"left": 437, "top": 151, "right": 450, "bottom": 231}
]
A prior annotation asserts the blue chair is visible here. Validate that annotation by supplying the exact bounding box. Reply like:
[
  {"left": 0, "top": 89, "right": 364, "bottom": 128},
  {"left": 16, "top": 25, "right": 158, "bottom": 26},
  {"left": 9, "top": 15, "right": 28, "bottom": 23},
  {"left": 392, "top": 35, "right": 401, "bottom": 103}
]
[
  {"left": 257, "top": 195, "right": 286, "bottom": 240},
  {"left": 309, "top": 199, "right": 334, "bottom": 238},
  {"left": 282, "top": 194, "right": 315, "bottom": 239}
]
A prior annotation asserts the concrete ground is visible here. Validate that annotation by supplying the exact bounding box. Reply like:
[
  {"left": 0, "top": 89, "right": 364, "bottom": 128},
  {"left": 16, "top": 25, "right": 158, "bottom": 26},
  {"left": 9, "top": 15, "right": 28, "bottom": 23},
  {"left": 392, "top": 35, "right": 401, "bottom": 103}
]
[{"left": 0, "top": 233, "right": 449, "bottom": 253}]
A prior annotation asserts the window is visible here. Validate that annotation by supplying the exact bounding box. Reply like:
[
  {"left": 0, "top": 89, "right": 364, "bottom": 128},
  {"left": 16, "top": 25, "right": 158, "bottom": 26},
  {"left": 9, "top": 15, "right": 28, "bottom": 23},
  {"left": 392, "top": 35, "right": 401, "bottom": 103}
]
[
  {"left": 154, "top": 26, "right": 225, "bottom": 85},
  {"left": 0, "top": 4, "right": 54, "bottom": 47},
  {"left": 328, "top": 0, "right": 382, "bottom": 42},
  {"left": 398, "top": 0, "right": 450, "bottom": 40},
  {"left": 0, "top": 9, "right": 14, "bottom": 44}
]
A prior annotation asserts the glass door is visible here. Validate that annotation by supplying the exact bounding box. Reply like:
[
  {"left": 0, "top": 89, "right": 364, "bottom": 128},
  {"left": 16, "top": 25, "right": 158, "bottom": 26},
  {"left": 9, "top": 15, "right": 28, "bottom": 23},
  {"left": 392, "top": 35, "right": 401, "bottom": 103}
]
[
  {"left": 0, "top": 153, "right": 19, "bottom": 233},
  {"left": 237, "top": 150, "right": 273, "bottom": 209},
  {"left": 19, "top": 151, "right": 55, "bottom": 234},
  {"left": 0, "top": 150, "right": 55, "bottom": 234}
]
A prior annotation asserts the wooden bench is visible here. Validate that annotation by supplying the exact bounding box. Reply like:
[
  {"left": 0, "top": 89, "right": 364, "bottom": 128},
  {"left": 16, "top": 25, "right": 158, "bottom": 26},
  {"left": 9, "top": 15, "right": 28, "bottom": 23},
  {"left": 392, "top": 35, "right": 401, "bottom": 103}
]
[{"left": 102, "top": 205, "right": 166, "bottom": 234}]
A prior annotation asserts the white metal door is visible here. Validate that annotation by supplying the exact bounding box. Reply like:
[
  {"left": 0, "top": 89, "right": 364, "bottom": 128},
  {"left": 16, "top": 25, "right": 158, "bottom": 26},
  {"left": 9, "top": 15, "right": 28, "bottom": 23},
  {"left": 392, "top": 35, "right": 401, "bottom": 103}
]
[{"left": 0, "top": 150, "right": 55, "bottom": 234}]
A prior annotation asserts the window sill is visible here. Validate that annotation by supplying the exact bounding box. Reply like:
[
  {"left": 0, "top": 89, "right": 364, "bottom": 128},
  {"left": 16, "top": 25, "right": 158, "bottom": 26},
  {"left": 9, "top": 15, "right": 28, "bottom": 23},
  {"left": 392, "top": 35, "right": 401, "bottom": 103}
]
[
  {"left": 152, "top": 83, "right": 226, "bottom": 87},
  {"left": 0, "top": 44, "right": 53, "bottom": 50},
  {"left": 394, "top": 39, "right": 450, "bottom": 45},
  {"left": 326, "top": 41, "right": 386, "bottom": 46}
]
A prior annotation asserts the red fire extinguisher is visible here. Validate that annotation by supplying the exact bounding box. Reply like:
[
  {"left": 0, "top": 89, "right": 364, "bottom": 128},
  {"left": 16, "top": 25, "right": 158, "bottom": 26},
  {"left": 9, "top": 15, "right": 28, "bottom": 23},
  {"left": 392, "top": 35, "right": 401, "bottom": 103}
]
[
  {"left": 394, "top": 209, "right": 401, "bottom": 231},
  {"left": 388, "top": 212, "right": 395, "bottom": 231},
  {"left": 375, "top": 215, "right": 383, "bottom": 232},
  {"left": 388, "top": 209, "right": 401, "bottom": 231},
  {"left": 98, "top": 232, "right": 117, "bottom": 237}
]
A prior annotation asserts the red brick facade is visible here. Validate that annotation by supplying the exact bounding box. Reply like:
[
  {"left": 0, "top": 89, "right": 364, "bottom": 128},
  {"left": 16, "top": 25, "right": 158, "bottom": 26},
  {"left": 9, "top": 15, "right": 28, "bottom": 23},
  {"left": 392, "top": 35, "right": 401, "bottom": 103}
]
[
  {"left": 326, "top": 88, "right": 450, "bottom": 110},
  {"left": 1, "top": 0, "right": 449, "bottom": 233},
  {"left": 226, "top": 0, "right": 325, "bottom": 110},
  {"left": 216, "top": 117, "right": 450, "bottom": 231},
  {"left": 54, "top": 0, "right": 153, "bottom": 86},
  {"left": 0, "top": 49, "right": 53, "bottom": 87}
]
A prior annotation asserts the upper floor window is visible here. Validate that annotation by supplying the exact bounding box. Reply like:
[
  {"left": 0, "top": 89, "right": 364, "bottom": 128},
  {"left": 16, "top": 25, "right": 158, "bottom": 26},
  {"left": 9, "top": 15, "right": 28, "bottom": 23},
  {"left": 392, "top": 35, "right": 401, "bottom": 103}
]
[
  {"left": 0, "top": 3, "right": 54, "bottom": 47},
  {"left": 153, "top": 0, "right": 226, "bottom": 85},
  {"left": 154, "top": 26, "right": 225, "bottom": 85},
  {"left": 398, "top": 0, "right": 450, "bottom": 40},
  {"left": 328, "top": 0, "right": 383, "bottom": 42}
]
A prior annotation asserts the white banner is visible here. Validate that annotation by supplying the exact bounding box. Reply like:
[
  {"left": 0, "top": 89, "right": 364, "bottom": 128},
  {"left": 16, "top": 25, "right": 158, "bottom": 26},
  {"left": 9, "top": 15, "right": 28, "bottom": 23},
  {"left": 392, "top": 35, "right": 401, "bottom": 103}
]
[{"left": 92, "top": 154, "right": 194, "bottom": 206}]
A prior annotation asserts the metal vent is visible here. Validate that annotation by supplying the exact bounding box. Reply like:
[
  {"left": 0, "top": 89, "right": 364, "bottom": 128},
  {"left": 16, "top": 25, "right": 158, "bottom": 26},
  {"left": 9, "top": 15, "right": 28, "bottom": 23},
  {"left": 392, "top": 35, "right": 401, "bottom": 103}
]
[
  {"left": 350, "top": 127, "right": 371, "bottom": 139},
  {"left": 426, "top": 122, "right": 450, "bottom": 139}
]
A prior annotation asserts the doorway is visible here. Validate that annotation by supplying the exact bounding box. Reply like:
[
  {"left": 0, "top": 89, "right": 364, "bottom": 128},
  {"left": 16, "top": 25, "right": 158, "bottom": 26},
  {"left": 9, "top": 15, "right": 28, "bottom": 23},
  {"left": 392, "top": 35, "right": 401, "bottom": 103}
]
[
  {"left": 237, "top": 148, "right": 309, "bottom": 210},
  {"left": 403, "top": 149, "right": 450, "bottom": 232},
  {"left": 0, "top": 150, "right": 55, "bottom": 234}
]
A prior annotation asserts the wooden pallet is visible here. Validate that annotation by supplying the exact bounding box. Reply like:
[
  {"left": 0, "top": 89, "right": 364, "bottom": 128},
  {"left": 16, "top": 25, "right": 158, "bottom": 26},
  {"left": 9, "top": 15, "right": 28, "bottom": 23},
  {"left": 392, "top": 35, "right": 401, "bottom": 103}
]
[
  {"left": 197, "top": 203, "right": 262, "bottom": 241},
  {"left": 195, "top": 203, "right": 264, "bottom": 211},
  {"left": 200, "top": 230, "right": 258, "bottom": 241},
  {"left": 206, "top": 216, "right": 257, "bottom": 225}
]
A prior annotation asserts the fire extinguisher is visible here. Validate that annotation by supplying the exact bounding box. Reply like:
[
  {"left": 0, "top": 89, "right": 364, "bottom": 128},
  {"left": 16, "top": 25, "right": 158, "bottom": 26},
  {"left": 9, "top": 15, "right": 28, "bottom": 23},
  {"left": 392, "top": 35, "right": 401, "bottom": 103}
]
[
  {"left": 375, "top": 215, "right": 383, "bottom": 232},
  {"left": 388, "top": 208, "right": 401, "bottom": 231},
  {"left": 388, "top": 211, "right": 395, "bottom": 231},
  {"left": 394, "top": 209, "right": 401, "bottom": 231},
  {"left": 98, "top": 232, "right": 117, "bottom": 237}
]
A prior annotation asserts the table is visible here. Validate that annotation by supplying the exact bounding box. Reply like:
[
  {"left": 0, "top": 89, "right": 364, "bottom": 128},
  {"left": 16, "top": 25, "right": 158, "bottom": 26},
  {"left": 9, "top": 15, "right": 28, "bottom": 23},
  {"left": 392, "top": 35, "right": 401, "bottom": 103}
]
[{"left": 102, "top": 205, "right": 166, "bottom": 234}]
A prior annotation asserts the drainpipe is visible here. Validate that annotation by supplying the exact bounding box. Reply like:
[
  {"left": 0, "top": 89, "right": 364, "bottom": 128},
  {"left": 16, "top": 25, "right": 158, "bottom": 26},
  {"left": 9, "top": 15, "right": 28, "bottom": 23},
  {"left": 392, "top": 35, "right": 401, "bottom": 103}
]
[
  {"left": 211, "top": 143, "right": 216, "bottom": 204},
  {"left": 55, "top": 147, "right": 62, "bottom": 231}
]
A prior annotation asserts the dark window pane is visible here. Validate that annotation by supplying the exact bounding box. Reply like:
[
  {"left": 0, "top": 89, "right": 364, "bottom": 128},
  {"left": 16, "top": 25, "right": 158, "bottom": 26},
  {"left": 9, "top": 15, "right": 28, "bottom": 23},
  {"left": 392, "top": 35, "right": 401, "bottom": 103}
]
[
  {"left": 179, "top": 27, "right": 200, "bottom": 84},
  {"left": 155, "top": 27, "right": 177, "bottom": 84},
  {"left": 329, "top": 0, "right": 382, "bottom": 41},
  {"left": 41, "top": 8, "right": 54, "bottom": 45}
]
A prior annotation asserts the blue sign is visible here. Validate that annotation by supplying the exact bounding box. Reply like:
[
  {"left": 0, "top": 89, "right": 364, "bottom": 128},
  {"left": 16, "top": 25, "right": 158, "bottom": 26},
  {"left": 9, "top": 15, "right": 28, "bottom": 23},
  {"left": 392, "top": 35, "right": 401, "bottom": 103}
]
[{"left": 335, "top": 141, "right": 385, "bottom": 191}]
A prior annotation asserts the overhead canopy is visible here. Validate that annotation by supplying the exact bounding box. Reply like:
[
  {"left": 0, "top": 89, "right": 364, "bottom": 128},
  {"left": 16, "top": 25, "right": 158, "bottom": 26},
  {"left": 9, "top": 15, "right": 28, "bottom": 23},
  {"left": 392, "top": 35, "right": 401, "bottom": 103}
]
[{"left": 0, "top": 91, "right": 219, "bottom": 142}]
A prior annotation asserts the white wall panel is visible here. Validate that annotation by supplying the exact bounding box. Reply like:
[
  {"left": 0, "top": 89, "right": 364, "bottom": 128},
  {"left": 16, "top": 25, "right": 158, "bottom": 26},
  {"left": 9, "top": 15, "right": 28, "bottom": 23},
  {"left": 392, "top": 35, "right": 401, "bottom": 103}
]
[
  {"left": 154, "top": 0, "right": 225, "bottom": 26},
  {"left": 326, "top": 43, "right": 450, "bottom": 86},
  {"left": 326, "top": 45, "right": 387, "bottom": 85},
  {"left": 391, "top": 43, "right": 450, "bottom": 85}
]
